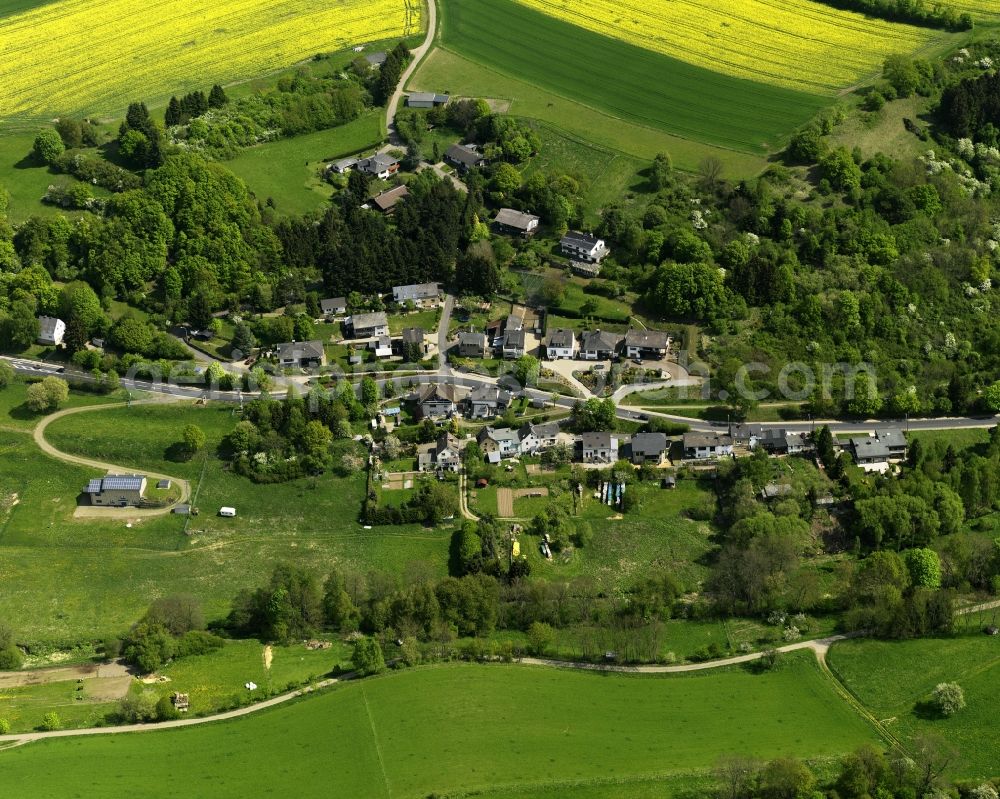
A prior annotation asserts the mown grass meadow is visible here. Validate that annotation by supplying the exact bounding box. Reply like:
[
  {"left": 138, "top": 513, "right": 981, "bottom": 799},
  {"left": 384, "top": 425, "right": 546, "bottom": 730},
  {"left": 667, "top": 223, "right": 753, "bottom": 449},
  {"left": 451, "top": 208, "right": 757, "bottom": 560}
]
[{"left": 0, "top": 656, "right": 879, "bottom": 797}]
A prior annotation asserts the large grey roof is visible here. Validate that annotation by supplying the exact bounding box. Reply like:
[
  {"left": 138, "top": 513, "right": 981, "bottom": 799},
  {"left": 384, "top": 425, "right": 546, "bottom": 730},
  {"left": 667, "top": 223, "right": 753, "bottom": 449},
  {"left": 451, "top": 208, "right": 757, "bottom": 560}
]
[
  {"left": 446, "top": 143, "right": 485, "bottom": 168},
  {"left": 624, "top": 328, "right": 670, "bottom": 349},
  {"left": 631, "top": 432, "right": 668, "bottom": 453},
  {"left": 504, "top": 329, "right": 526, "bottom": 349},
  {"left": 494, "top": 208, "right": 539, "bottom": 230},
  {"left": 320, "top": 297, "right": 347, "bottom": 313},
  {"left": 546, "top": 328, "right": 576, "bottom": 348},
  {"left": 581, "top": 330, "right": 621, "bottom": 352},
  {"left": 276, "top": 340, "right": 325, "bottom": 360},
  {"left": 561, "top": 230, "right": 602, "bottom": 248},
  {"left": 393, "top": 282, "right": 440, "bottom": 301},
  {"left": 38, "top": 316, "right": 64, "bottom": 338},
  {"left": 401, "top": 327, "right": 425, "bottom": 344},
  {"left": 684, "top": 433, "right": 733, "bottom": 448},
  {"left": 581, "top": 432, "right": 616, "bottom": 449},
  {"left": 349, "top": 311, "right": 388, "bottom": 330}
]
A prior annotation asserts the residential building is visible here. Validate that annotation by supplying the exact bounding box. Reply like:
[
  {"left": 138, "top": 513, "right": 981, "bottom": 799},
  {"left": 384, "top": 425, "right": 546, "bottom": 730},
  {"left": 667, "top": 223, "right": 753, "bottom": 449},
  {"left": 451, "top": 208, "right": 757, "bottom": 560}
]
[
  {"left": 580, "top": 432, "right": 619, "bottom": 464},
  {"left": 356, "top": 153, "right": 399, "bottom": 179},
  {"left": 84, "top": 474, "right": 147, "bottom": 507},
  {"left": 418, "top": 432, "right": 462, "bottom": 472},
  {"left": 37, "top": 316, "right": 66, "bottom": 346},
  {"left": 346, "top": 311, "right": 389, "bottom": 339},
  {"left": 477, "top": 426, "right": 520, "bottom": 458},
  {"left": 370, "top": 185, "right": 409, "bottom": 215},
  {"left": 579, "top": 329, "right": 621, "bottom": 360},
  {"left": 364, "top": 52, "right": 387, "bottom": 68},
  {"left": 276, "top": 340, "right": 325, "bottom": 368},
  {"left": 519, "top": 421, "right": 567, "bottom": 455},
  {"left": 560, "top": 231, "right": 609, "bottom": 263},
  {"left": 545, "top": 328, "right": 577, "bottom": 360},
  {"left": 755, "top": 428, "right": 812, "bottom": 456},
  {"left": 320, "top": 297, "right": 347, "bottom": 317},
  {"left": 624, "top": 328, "right": 670, "bottom": 360},
  {"left": 416, "top": 384, "right": 458, "bottom": 419},
  {"left": 494, "top": 208, "right": 540, "bottom": 237},
  {"left": 849, "top": 428, "right": 906, "bottom": 472},
  {"left": 876, "top": 427, "right": 908, "bottom": 460},
  {"left": 392, "top": 282, "right": 441, "bottom": 306},
  {"left": 445, "top": 143, "right": 486, "bottom": 173},
  {"left": 683, "top": 432, "right": 734, "bottom": 460},
  {"left": 327, "top": 157, "right": 358, "bottom": 174},
  {"left": 395, "top": 327, "right": 428, "bottom": 359},
  {"left": 369, "top": 335, "right": 393, "bottom": 359},
  {"left": 467, "top": 385, "right": 511, "bottom": 419},
  {"left": 406, "top": 92, "right": 449, "bottom": 108},
  {"left": 457, "top": 331, "right": 488, "bottom": 359},
  {"left": 629, "top": 432, "right": 669, "bottom": 465},
  {"left": 502, "top": 328, "right": 526, "bottom": 360}
]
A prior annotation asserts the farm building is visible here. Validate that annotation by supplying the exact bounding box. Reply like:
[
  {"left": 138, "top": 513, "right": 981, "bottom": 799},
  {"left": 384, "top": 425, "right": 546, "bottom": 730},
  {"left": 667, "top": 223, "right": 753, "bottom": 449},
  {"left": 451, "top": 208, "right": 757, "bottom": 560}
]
[
  {"left": 276, "top": 340, "right": 325, "bottom": 368},
  {"left": 370, "top": 185, "right": 409, "bottom": 215},
  {"left": 545, "top": 328, "right": 577, "bottom": 360},
  {"left": 445, "top": 143, "right": 486, "bottom": 173},
  {"left": 560, "top": 231, "right": 609, "bottom": 263},
  {"left": 37, "top": 316, "right": 66, "bottom": 346},
  {"left": 494, "top": 208, "right": 540, "bottom": 237},
  {"left": 406, "top": 92, "right": 449, "bottom": 108},
  {"left": 624, "top": 329, "right": 670, "bottom": 360},
  {"left": 392, "top": 282, "right": 441, "bottom": 306},
  {"left": 346, "top": 311, "right": 389, "bottom": 339},
  {"left": 84, "top": 474, "right": 147, "bottom": 507}
]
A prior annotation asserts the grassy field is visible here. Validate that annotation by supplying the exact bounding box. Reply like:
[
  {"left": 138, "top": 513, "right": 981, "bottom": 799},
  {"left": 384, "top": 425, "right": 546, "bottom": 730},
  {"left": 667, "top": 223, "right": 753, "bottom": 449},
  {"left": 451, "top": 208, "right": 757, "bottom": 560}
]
[
  {"left": 828, "top": 635, "right": 1000, "bottom": 778},
  {"left": 515, "top": 0, "right": 936, "bottom": 94},
  {"left": 0, "top": 0, "right": 420, "bottom": 123},
  {"left": 412, "top": 49, "right": 768, "bottom": 177},
  {"left": 0, "top": 655, "right": 879, "bottom": 796},
  {"left": 431, "top": 0, "right": 828, "bottom": 157},
  {"left": 1, "top": 401, "right": 453, "bottom": 643},
  {"left": 225, "top": 112, "right": 385, "bottom": 216}
]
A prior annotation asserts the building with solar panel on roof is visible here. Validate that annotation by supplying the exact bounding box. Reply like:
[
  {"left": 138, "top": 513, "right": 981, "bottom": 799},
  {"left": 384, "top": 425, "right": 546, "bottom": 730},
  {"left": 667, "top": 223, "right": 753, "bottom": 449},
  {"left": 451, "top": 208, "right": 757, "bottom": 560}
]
[{"left": 83, "top": 474, "right": 147, "bottom": 507}]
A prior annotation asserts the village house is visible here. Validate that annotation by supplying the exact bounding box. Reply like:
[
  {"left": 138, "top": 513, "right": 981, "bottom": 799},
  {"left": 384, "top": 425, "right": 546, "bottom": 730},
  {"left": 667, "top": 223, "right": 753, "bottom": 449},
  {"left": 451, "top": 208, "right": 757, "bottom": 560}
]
[
  {"left": 84, "top": 474, "right": 147, "bottom": 507},
  {"left": 320, "top": 297, "right": 347, "bottom": 318},
  {"left": 560, "top": 231, "right": 609, "bottom": 263},
  {"left": 579, "top": 329, "right": 621, "bottom": 361},
  {"left": 370, "top": 185, "right": 409, "bottom": 215},
  {"left": 545, "top": 328, "right": 577, "bottom": 360},
  {"left": 457, "top": 331, "right": 488, "bottom": 359},
  {"left": 477, "top": 426, "right": 520, "bottom": 459},
  {"left": 517, "top": 421, "right": 563, "bottom": 454},
  {"left": 395, "top": 327, "right": 428, "bottom": 360},
  {"left": 503, "top": 328, "right": 526, "bottom": 360},
  {"left": 493, "top": 208, "right": 540, "bottom": 237},
  {"left": 628, "top": 432, "right": 669, "bottom": 465},
  {"left": 418, "top": 432, "right": 463, "bottom": 472},
  {"left": 624, "top": 328, "right": 670, "bottom": 360},
  {"left": 276, "top": 340, "right": 325, "bottom": 368},
  {"left": 406, "top": 92, "right": 449, "bottom": 108},
  {"left": 849, "top": 428, "right": 907, "bottom": 472},
  {"left": 346, "top": 311, "right": 389, "bottom": 339},
  {"left": 445, "top": 143, "right": 486, "bottom": 173},
  {"left": 369, "top": 335, "right": 393, "bottom": 359},
  {"left": 356, "top": 153, "right": 399, "bottom": 180},
  {"left": 754, "top": 427, "right": 812, "bottom": 456},
  {"left": 392, "top": 282, "right": 441, "bottom": 307},
  {"left": 416, "top": 384, "right": 458, "bottom": 419},
  {"left": 327, "top": 157, "right": 358, "bottom": 175},
  {"left": 683, "top": 432, "right": 734, "bottom": 460},
  {"left": 580, "top": 432, "right": 619, "bottom": 464},
  {"left": 466, "top": 385, "right": 511, "bottom": 419},
  {"left": 37, "top": 316, "right": 66, "bottom": 346}
]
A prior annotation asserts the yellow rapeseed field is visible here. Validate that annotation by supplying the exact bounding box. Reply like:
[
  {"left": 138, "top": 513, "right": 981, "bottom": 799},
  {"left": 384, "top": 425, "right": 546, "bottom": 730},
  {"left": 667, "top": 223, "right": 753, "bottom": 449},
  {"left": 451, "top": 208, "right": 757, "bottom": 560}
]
[
  {"left": 0, "top": 0, "right": 420, "bottom": 119},
  {"left": 945, "top": 0, "right": 1000, "bottom": 16},
  {"left": 514, "top": 0, "right": 937, "bottom": 93}
]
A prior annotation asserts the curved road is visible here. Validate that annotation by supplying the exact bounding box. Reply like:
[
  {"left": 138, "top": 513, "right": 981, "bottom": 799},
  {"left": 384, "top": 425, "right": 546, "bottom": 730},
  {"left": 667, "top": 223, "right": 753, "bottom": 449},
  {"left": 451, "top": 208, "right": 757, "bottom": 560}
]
[
  {"left": 386, "top": 0, "right": 437, "bottom": 143},
  {"left": 33, "top": 399, "right": 191, "bottom": 515}
]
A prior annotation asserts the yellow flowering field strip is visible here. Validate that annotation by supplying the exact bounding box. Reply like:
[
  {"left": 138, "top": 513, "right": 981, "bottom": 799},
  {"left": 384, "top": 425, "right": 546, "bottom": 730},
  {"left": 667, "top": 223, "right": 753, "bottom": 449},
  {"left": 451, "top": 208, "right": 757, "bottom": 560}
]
[
  {"left": 945, "top": 0, "right": 1000, "bottom": 15},
  {"left": 0, "top": 0, "right": 420, "bottom": 119},
  {"left": 514, "top": 0, "right": 937, "bottom": 93}
]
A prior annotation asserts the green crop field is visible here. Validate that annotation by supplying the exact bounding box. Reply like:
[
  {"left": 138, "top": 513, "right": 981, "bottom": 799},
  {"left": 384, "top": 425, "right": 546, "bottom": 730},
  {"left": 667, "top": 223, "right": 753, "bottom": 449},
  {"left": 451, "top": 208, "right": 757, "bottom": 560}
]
[
  {"left": 0, "top": 655, "right": 878, "bottom": 797},
  {"left": 827, "top": 635, "right": 1000, "bottom": 778},
  {"left": 431, "top": 0, "right": 827, "bottom": 158},
  {"left": 225, "top": 111, "right": 385, "bottom": 216},
  {"left": 0, "top": 400, "right": 453, "bottom": 643}
]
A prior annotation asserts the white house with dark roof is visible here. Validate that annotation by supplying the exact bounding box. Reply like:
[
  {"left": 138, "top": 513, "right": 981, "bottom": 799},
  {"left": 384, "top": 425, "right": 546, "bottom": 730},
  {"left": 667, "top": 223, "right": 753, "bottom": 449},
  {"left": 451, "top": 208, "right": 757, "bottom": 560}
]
[
  {"left": 580, "top": 432, "right": 619, "bottom": 464},
  {"left": 502, "top": 328, "right": 526, "bottom": 360},
  {"left": 467, "top": 385, "right": 511, "bottom": 419},
  {"left": 418, "top": 432, "right": 463, "bottom": 472},
  {"left": 320, "top": 297, "right": 347, "bottom": 317},
  {"left": 477, "top": 426, "right": 520, "bottom": 459},
  {"left": 37, "top": 316, "right": 66, "bottom": 346},
  {"left": 356, "top": 153, "right": 399, "bottom": 179},
  {"left": 328, "top": 157, "right": 358, "bottom": 174},
  {"left": 494, "top": 208, "right": 540, "bottom": 236},
  {"left": 683, "top": 432, "right": 734, "bottom": 460},
  {"left": 84, "top": 474, "right": 147, "bottom": 507},
  {"left": 346, "top": 311, "right": 389, "bottom": 339},
  {"left": 579, "top": 330, "right": 621, "bottom": 360},
  {"left": 392, "top": 282, "right": 441, "bottom": 307},
  {"left": 518, "top": 421, "right": 563, "bottom": 454},
  {"left": 629, "top": 432, "right": 669, "bottom": 465},
  {"left": 416, "top": 384, "right": 458, "bottom": 419},
  {"left": 849, "top": 428, "right": 906, "bottom": 473},
  {"left": 545, "top": 328, "right": 577, "bottom": 360},
  {"left": 445, "top": 143, "right": 486, "bottom": 173},
  {"left": 560, "top": 231, "right": 609, "bottom": 263},
  {"left": 624, "top": 328, "right": 670, "bottom": 360},
  {"left": 276, "top": 340, "right": 325, "bottom": 368}
]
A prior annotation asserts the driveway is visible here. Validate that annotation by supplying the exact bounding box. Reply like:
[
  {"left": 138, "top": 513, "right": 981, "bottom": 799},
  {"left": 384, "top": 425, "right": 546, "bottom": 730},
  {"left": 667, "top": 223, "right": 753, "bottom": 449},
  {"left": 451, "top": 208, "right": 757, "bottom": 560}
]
[
  {"left": 386, "top": 0, "right": 437, "bottom": 143},
  {"left": 437, "top": 293, "right": 455, "bottom": 372}
]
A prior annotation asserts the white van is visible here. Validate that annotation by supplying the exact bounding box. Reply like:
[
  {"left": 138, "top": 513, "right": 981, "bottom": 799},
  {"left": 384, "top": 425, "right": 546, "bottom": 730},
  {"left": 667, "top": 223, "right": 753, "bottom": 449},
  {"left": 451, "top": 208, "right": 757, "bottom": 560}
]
[{"left": 219, "top": 507, "right": 237, "bottom": 518}]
